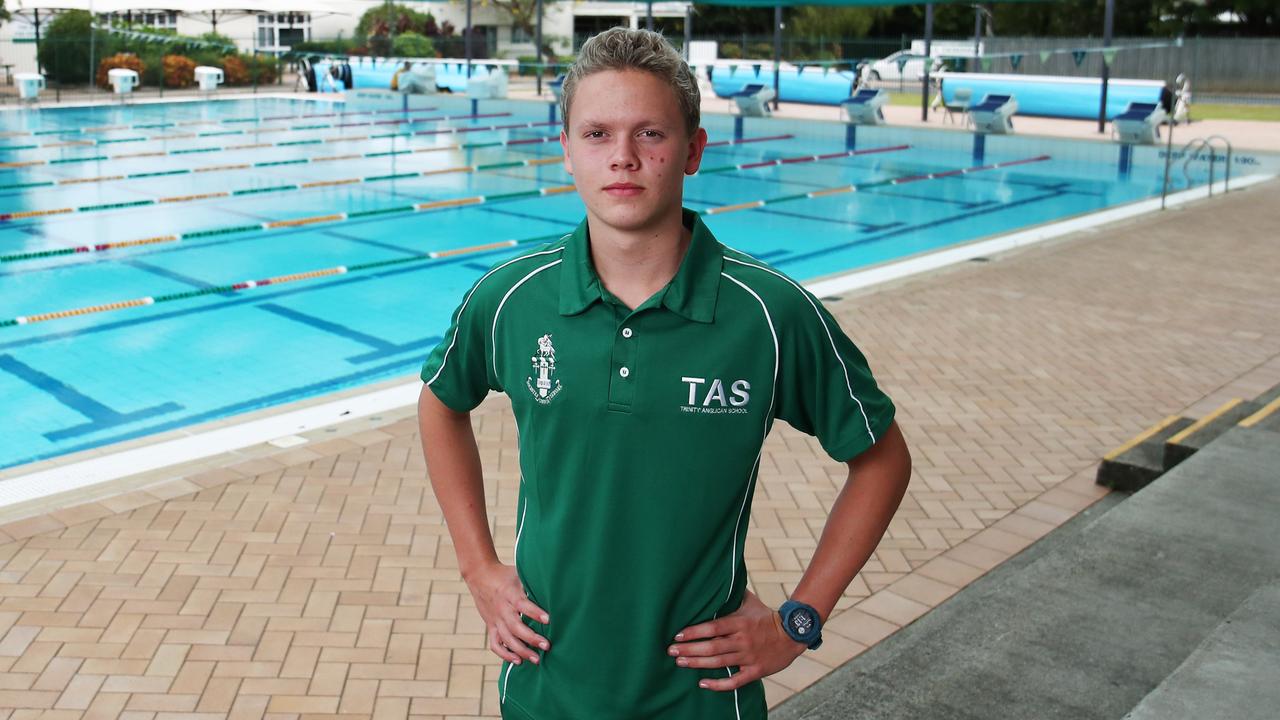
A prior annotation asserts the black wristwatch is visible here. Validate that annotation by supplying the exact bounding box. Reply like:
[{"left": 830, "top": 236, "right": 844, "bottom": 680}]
[{"left": 778, "top": 599, "right": 823, "bottom": 650}]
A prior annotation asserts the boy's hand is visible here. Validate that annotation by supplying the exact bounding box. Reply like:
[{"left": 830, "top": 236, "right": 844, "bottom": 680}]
[
  {"left": 668, "top": 590, "right": 806, "bottom": 691},
  {"left": 465, "top": 561, "right": 551, "bottom": 666}
]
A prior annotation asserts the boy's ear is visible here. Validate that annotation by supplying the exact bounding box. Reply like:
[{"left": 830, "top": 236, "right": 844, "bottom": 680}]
[
  {"left": 684, "top": 128, "right": 709, "bottom": 176},
  {"left": 560, "top": 130, "right": 574, "bottom": 175}
]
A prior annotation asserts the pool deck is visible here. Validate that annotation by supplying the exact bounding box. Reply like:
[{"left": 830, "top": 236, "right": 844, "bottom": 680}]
[{"left": 1, "top": 92, "right": 1280, "bottom": 717}]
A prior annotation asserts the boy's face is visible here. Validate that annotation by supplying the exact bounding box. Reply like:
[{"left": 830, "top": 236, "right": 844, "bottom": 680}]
[{"left": 560, "top": 69, "right": 707, "bottom": 237}]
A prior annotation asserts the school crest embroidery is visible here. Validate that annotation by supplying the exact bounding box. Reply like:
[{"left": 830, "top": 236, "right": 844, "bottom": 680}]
[{"left": 526, "top": 333, "right": 562, "bottom": 404}]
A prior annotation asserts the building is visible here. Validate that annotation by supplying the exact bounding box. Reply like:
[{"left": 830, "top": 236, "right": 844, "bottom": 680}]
[{"left": 0, "top": 1, "right": 693, "bottom": 78}]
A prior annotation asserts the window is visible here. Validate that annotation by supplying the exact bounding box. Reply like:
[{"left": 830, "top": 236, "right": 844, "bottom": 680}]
[
  {"left": 100, "top": 11, "right": 177, "bottom": 29},
  {"left": 257, "top": 13, "right": 311, "bottom": 48},
  {"left": 512, "top": 26, "right": 533, "bottom": 44}
]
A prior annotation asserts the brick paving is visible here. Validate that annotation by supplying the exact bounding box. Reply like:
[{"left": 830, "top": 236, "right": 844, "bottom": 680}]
[{"left": 1, "top": 179, "right": 1279, "bottom": 718}]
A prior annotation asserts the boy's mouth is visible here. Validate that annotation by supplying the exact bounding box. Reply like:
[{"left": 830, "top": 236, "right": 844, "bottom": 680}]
[{"left": 604, "top": 182, "right": 644, "bottom": 197}]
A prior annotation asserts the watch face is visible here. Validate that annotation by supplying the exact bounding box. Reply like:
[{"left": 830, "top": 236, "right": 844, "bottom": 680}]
[{"left": 790, "top": 608, "right": 814, "bottom": 636}]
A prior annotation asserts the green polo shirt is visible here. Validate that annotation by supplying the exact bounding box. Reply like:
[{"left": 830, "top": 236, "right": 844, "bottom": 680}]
[{"left": 421, "top": 209, "right": 895, "bottom": 720}]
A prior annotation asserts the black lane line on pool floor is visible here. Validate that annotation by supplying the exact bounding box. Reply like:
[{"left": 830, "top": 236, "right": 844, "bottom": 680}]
[
  {"left": 0, "top": 345, "right": 438, "bottom": 472},
  {"left": 124, "top": 259, "right": 240, "bottom": 298},
  {"left": 774, "top": 189, "right": 1069, "bottom": 270},
  {"left": 0, "top": 353, "right": 185, "bottom": 443},
  {"left": 0, "top": 239, "right": 523, "bottom": 354},
  {"left": 257, "top": 302, "right": 437, "bottom": 365}
]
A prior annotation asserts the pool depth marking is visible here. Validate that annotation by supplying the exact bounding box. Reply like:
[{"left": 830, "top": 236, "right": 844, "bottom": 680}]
[
  {"left": 0, "top": 112, "right": 516, "bottom": 170},
  {"left": 0, "top": 153, "right": 1051, "bottom": 327}
]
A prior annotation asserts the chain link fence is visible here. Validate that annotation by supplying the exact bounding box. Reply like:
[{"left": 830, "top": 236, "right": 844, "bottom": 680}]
[{"left": 4, "top": 31, "right": 1277, "bottom": 104}]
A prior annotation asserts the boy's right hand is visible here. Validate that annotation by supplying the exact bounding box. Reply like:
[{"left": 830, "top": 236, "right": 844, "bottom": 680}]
[{"left": 465, "top": 561, "right": 551, "bottom": 665}]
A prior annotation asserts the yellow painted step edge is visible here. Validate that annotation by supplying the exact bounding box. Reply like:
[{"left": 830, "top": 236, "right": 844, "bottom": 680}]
[
  {"left": 1240, "top": 396, "right": 1280, "bottom": 428},
  {"left": 1166, "top": 399, "right": 1243, "bottom": 445},
  {"left": 1103, "top": 415, "right": 1183, "bottom": 461}
]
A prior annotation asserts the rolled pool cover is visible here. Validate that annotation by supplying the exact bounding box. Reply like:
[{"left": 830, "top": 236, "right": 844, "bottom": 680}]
[
  {"left": 710, "top": 64, "right": 857, "bottom": 105},
  {"left": 939, "top": 73, "right": 1167, "bottom": 120}
]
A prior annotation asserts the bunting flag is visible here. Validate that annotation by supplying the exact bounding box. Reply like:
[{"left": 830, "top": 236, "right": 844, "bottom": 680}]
[
  {"left": 1072, "top": 50, "right": 1087, "bottom": 67},
  {"left": 796, "top": 64, "right": 805, "bottom": 76},
  {"left": 729, "top": 65, "right": 737, "bottom": 77},
  {"left": 1010, "top": 54, "right": 1023, "bottom": 70},
  {"left": 1039, "top": 50, "right": 1052, "bottom": 63},
  {"left": 1102, "top": 49, "right": 1118, "bottom": 67},
  {"left": 822, "top": 65, "right": 830, "bottom": 77},
  {"left": 896, "top": 56, "right": 909, "bottom": 73},
  {"left": 97, "top": 25, "right": 236, "bottom": 52},
  {"left": 751, "top": 63, "right": 761, "bottom": 77}
]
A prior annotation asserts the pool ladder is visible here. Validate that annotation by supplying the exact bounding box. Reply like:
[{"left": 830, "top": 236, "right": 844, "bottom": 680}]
[{"left": 1161, "top": 131, "right": 1232, "bottom": 210}]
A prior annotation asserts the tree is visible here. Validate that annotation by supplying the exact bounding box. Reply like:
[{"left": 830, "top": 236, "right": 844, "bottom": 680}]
[
  {"left": 37, "top": 10, "right": 116, "bottom": 84},
  {"left": 392, "top": 31, "right": 436, "bottom": 57},
  {"left": 488, "top": 0, "right": 559, "bottom": 65}
]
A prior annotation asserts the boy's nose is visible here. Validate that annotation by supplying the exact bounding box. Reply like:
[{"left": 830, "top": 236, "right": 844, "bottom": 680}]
[{"left": 610, "top": 138, "right": 640, "bottom": 171}]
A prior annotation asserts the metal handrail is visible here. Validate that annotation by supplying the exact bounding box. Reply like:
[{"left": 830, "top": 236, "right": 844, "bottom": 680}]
[
  {"left": 1182, "top": 135, "right": 1232, "bottom": 196},
  {"left": 1162, "top": 133, "right": 1233, "bottom": 210}
]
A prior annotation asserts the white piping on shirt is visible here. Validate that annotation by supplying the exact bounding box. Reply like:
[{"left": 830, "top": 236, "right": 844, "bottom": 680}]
[
  {"left": 720, "top": 271, "right": 780, "bottom": 720},
  {"left": 724, "top": 255, "right": 877, "bottom": 446},
  {"left": 424, "top": 246, "right": 565, "bottom": 389},
  {"left": 492, "top": 259, "right": 564, "bottom": 380}
]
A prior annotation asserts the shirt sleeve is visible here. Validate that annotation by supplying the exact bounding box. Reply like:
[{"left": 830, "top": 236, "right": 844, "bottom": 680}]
[
  {"left": 773, "top": 291, "right": 896, "bottom": 462},
  {"left": 420, "top": 281, "right": 501, "bottom": 412}
]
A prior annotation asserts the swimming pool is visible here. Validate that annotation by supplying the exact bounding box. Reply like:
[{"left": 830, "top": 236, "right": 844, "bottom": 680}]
[{"left": 0, "top": 94, "right": 1272, "bottom": 472}]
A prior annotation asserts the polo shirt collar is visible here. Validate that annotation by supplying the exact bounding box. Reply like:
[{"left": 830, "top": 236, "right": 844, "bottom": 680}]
[{"left": 558, "top": 208, "right": 722, "bottom": 323}]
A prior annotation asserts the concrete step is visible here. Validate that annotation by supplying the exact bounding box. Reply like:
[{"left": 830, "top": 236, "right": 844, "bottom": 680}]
[
  {"left": 773, "top": 425, "right": 1280, "bottom": 720},
  {"left": 1251, "top": 380, "right": 1280, "bottom": 406},
  {"left": 1239, "top": 393, "right": 1280, "bottom": 434},
  {"left": 1095, "top": 415, "right": 1195, "bottom": 492},
  {"left": 1123, "top": 580, "right": 1280, "bottom": 720},
  {"left": 1162, "top": 399, "right": 1260, "bottom": 471}
]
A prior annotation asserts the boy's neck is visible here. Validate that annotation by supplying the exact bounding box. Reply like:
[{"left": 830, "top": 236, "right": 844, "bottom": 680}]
[{"left": 586, "top": 210, "right": 691, "bottom": 311}]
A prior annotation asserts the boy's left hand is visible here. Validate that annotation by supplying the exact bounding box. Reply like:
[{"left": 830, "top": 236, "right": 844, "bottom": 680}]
[{"left": 668, "top": 590, "right": 807, "bottom": 691}]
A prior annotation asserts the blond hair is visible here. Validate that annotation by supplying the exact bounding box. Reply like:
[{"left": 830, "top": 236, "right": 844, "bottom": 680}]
[{"left": 560, "top": 27, "right": 700, "bottom": 136}]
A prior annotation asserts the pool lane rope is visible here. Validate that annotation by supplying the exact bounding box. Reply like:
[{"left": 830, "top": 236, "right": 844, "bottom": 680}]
[
  {"left": 0, "top": 105, "right": 445, "bottom": 140},
  {"left": 0, "top": 153, "right": 1049, "bottom": 328},
  {"left": 2, "top": 132, "right": 794, "bottom": 193},
  {"left": 0, "top": 107, "right": 500, "bottom": 152},
  {"left": 0, "top": 135, "right": 832, "bottom": 264},
  {"left": 701, "top": 154, "right": 1051, "bottom": 215},
  {"left": 0, "top": 133, "right": 796, "bottom": 220},
  {"left": 0, "top": 136, "right": 565, "bottom": 220},
  {"left": 0, "top": 111, "right": 518, "bottom": 171}
]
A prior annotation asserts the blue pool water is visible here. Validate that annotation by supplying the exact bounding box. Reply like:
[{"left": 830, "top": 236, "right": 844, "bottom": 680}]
[{"left": 0, "top": 94, "right": 1270, "bottom": 471}]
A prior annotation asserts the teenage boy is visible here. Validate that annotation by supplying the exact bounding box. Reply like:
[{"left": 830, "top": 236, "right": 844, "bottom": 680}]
[{"left": 418, "top": 27, "right": 911, "bottom": 720}]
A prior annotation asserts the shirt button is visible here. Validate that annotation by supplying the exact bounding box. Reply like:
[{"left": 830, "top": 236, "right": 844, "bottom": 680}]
[
  {"left": 621, "top": 327, "right": 633, "bottom": 338},
  {"left": 619, "top": 367, "right": 630, "bottom": 378}
]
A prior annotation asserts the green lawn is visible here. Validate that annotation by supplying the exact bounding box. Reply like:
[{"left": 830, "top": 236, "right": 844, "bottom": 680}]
[{"left": 1187, "top": 103, "right": 1280, "bottom": 122}]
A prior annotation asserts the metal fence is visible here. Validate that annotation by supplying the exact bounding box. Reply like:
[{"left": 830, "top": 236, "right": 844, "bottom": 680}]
[
  {"left": 980, "top": 36, "right": 1280, "bottom": 94},
  {"left": 0, "top": 37, "right": 287, "bottom": 105}
]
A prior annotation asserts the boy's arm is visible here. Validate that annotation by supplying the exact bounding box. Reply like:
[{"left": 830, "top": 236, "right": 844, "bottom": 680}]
[
  {"left": 418, "top": 385, "right": 551, "bottom": 666},
  {"left": 669, "top": 420, "right": 911, "bottom": 691}
]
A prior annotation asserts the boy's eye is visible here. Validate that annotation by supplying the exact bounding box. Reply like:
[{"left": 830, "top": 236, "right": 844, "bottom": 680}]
[
  {"left": 585, "top": 130, "right": 606, "bottom": 139},
  {"left": 639, "top": 130, "right": 663, "bottom": 138}
]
